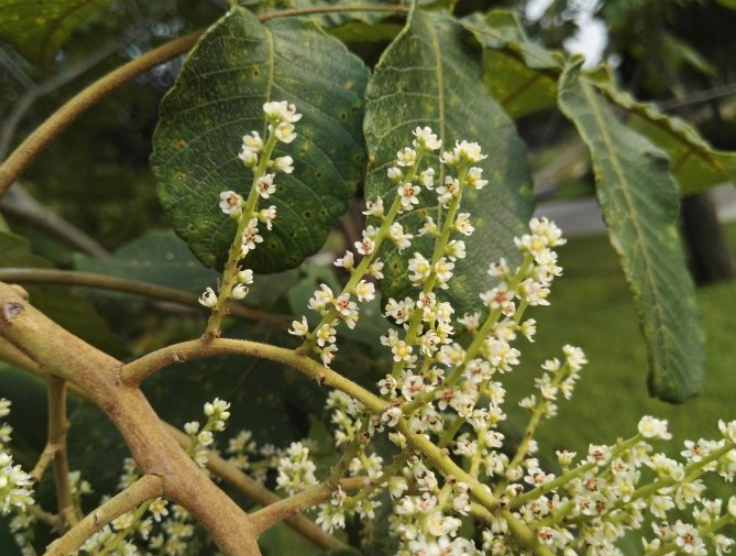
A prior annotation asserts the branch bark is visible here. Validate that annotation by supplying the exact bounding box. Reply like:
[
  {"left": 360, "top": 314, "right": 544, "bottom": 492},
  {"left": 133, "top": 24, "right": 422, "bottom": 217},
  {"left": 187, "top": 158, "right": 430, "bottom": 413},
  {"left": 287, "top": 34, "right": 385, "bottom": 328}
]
[
  {"left": 0, "top": 282, "right": 262, "bottom": 556},
  {"left": 47, "top": 377, "right": 77, "bottom": 530}
]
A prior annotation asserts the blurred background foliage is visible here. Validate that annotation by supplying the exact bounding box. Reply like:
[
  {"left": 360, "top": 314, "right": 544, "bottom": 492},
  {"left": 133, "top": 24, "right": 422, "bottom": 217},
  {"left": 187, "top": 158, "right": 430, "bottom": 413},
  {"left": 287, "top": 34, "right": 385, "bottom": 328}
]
[{"left": 2, "top": 0, "right": 736, "bottom": 554}]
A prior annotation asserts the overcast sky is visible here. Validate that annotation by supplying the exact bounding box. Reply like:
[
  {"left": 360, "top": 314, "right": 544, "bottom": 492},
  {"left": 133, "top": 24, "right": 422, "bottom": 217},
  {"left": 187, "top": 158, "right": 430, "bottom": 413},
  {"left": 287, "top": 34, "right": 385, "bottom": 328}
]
[{"left": 526, "top": 0, "right": 607, "bottom": 68}]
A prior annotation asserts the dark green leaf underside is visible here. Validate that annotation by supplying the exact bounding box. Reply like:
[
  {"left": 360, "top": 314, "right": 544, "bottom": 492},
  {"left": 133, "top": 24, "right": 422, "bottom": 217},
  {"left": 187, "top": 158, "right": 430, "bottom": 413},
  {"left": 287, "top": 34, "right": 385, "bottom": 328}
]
[
  {"left": 152, "top": 7, "right": 370, "bottom": 274},
  {"left": 557, "top": 60, "right": 705, "bottom": 402},
  {"left": 364, "top": 10, "right": 534, "bottom": 317}
]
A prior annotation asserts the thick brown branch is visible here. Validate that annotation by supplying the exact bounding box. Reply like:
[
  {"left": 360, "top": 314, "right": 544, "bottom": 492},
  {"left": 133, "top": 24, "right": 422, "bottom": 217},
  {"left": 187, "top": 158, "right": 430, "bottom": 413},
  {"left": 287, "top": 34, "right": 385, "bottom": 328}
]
[
  {"left": 43, "top": 475, "right": 163, "bottom": 556},
  {"left": 47, "top": 377, "right": 77, "bottom": 530},
  {"left": 0, "top": 268, "right": 285, "bottom": 329},
  {"left": 0, "top": 282, "right": 262, "bottom": 556},
  {"left": 165, "top": 424, "right": 350, "bottom": 550}
]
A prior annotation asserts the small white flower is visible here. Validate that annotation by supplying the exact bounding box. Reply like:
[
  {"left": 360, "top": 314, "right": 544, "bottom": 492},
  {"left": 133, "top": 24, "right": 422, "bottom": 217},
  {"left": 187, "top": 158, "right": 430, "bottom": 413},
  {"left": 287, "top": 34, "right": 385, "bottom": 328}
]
[
  {"left": 334, "top": 251, "right": 355, "bottom": 270},
  {"left": 396, "top": 147, "right": 417, "bottom": 167},
  {"left": 237, "top": 269, "right": 254, "bottom": 285},
  {"left": 362, "top": 197, "right": 384, "bottom": 217},
  {"left": 289, "top": 316, "right": 310, "bottom": 337},
  {"left": 272, "top": 156, "right": 294, "bottom": 174},
  {"left": 219, "top": 191, "right": 243, "bottom": 216},
  {"left": 397, "top": 183, "right": 421, "bottom": 209},
  {"left": 412, "top": 126, "right": 442, "bottom": 151},
  {"left": 274, "top": 122, "right": 297, "bottom": 143},
  {"left": 231, "top": 283, "right": 249, "bottom": 300},
  {"left": 241, "top": 219, "right": 263, "bottom": 255},
  {"left": 354, "top": 280, "right": 375, "bottom": 302},
  {"left": 256, "top": 174, "right": 276, "bottom": 199},
  {"left": 263, "top": 101, "right": 302, "bottom": 124},
  {"left": 259, "top": 205, "right": 277, "bottom": 230},
  {"left": 198, "top": 287, "right": 217, "bottom": 308},
  {"left": 387, "top": 166, "right": 403, "bottom": 182},
  {"left": 638, "top": 416, "right": 672, "bottom": 440},
  {"left": 466, "top": 166, "right": 488, "bottom": 189}
]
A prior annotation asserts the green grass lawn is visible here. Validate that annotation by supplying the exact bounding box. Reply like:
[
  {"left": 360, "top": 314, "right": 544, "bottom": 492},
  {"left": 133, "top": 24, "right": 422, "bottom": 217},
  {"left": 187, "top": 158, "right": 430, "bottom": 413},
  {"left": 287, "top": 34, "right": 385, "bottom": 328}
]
[{"left": 502, "top": 227, "right": 736, "bottom": 469}]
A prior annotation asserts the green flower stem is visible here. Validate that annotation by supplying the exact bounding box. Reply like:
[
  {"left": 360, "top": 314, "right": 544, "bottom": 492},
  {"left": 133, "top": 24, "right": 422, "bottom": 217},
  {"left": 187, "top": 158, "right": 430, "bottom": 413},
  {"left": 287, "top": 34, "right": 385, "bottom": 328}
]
[
  {"left": 494, "top": 362, "right": 572, "bottom": 497},
  {"left": 97, "top": 499, "right": 153, "bottom": 556},
  {"left": 351, "top": 452, "right": 410, "bottom": 504},
  {"left": 402, "top": 253, "right": 534, "bottom": 415},
  {"left": 601, "top": 440, "right": 735, "bottom": 517},
  {"left": 516, "top": 434, "right": 642, "bottom": 512},
  {"left": 438, "top": 416, "right": 465, "bottom": 449},
  {"left": 390, "top": 167, "right": 468, "bottom": 380},
  {"left": 502, "top": 509, "right": 557, "bottom": 556},
  {"left": 300, "top": 152, "right": 426, "bottom": 354},
  {"left": 204, "top": 133, "right": 278, "bottom": 340}
]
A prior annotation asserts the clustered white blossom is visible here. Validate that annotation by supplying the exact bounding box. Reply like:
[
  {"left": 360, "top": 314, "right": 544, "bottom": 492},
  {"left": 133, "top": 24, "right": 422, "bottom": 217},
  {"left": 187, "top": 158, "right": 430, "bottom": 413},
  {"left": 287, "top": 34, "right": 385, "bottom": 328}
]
[
  {"left": 184, "top": 397, "right": 231, "bottom": 469},
  {"left": 199, "top": 101, "right": 300, "bottom": 315},
  {"left": 0, "top": 391, "right": 34, "bottom": 519}
]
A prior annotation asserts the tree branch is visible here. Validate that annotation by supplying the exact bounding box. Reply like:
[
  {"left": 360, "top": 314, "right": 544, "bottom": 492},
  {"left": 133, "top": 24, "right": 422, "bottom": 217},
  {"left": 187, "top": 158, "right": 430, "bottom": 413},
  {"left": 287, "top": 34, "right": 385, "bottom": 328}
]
[
  {"left": 165, "top": 423, "right": 349, "bottom": 551},
  {"left": 47, "top": 377, "right": 78, "bottom": 530},
  {"left": 0, "top": 268, "right": 286, "bottom": 330},
  {"left": 249, "top": 477, "right": 365, "bottom": 536},
  {"left": 120, "top": 338, "right": 387, "bottom": 413},
  {"left": 43, "top": 475, "right": 163, "bottom": 556}
]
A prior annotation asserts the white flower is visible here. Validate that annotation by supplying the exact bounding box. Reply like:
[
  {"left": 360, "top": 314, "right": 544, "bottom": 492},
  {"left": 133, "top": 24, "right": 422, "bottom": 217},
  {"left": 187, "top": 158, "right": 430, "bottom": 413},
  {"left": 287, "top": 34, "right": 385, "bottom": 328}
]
[
  {"left": 309, "top": 284, "right": 335, "bottom": 313},
  {"left": 320, "top": 344, "right": 338, "bottom": 366},
  {"left": 219, "top": 191, "right": 243, "bottom": 216},
  {"left": 334, "top": 251, "right": 355, "bottom": 270},
  {"left": 455, "top": 212, "right": 475, "bottom": 236},
  {"left": 719, "top": 420, "right": 736, "bottom": 444},
  {"left": 638, "top": 416, "right": 672, "bottom": 440},
  {"left": 369, "top": 261, "right": 384, "bottom": 279},
  {"left": 455, "top": 140, "right": 487, "bottom": 163},
  {"left": 412, "top": 126, "right": 442, "bottom": 150},
  {"left": 316, "top": 323, "right": 337, "bottom": 347},
  {"left": 272, "top": 156, "right": 294, "bottom": 174},
  {"left": 237, "top": 269, "right": 254, "bottom": 284},
  {"left": 231, "top": 283, "right": 249, "bottom": 300},
  {"left": 259, "top": 205, "right": 277, "bottom": 230},
  {"left": 436, "top": 176, "right": 460, "bottom": 206},
  {"left": 466, "top": 166, "right": 488, "bottom": 189},
  {"left": 354, "top": 280, "right": 375, "bottom": 302},
  {"left": 397, "top": 183, "right": 421, "bottom": 209},
  {"left": 408, "top": 253, "right": 431, "bottom": 284},
  {"left": 241, "top": 219, "right": 263, "bottom": 255},
  {"left": 446, "top": 239, "right": 466, "bottom": 261},
  {"left": 419, "top": 168, "right": 435, "bottom": 189},
  {"left": 388, "top": 223, "right": 412, "bottom": 252},
  {"left": 362, "top": 197, "right": 384, "bottom": 217},
  {"left": 274, "top": 122, "right": 297, "bottom": 143},
  {"left": 434, "top": 258, "right": 454, "bottom": 287},
  {"left": 242, "top": 131, "right": 264, "bottom": 152},
  {"left": 387, "top": 166, "right": 403, "bottom": 182},
  {"left": 396, "top": 147, "right": 417, "bottom": 167},
  {"left": 256, "top": 173, "right": 276, "bottom": 199},
  {"left": 289, "top": 316, "right": 310, "bottom": 337},
  {"left": 198, "top": 287, "right": 218, "bottom": 308},
  {"left": 392, "top": 341, "right": 414, "bottom": 363},
  {"left": 263, "top": 101, "right": 302, "bottom": 123}
]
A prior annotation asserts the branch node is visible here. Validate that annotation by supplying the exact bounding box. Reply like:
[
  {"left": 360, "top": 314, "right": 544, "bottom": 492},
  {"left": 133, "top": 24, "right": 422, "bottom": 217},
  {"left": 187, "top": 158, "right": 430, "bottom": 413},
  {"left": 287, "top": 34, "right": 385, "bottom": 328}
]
[{"left": 2, "top": 301, "right": 24, "bottom": 323}]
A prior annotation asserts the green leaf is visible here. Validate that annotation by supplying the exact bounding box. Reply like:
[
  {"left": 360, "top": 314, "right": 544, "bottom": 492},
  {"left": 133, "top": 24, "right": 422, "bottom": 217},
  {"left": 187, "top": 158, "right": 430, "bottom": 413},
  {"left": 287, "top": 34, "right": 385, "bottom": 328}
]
[
  {"left": 0, "top": 230, "right": 127, "bottom": 357},
  {"left": 586, "top": 67, "right": 736, "bottom": 197},
  {"left": 463, "top": 11, "right": 563, "bottom": 119},
  {"left": 557, "top": 59, "right": 705, "bottom": 402},
  {"left": 0, "top": 0, "right": 115, "bottom": 68},
  {"left": 363, "top": 10, "right": 534, "bottom": 316},
  {"left": 151, "top": 7, "right": 370, "bottom": 274},
  {"left": 74, "top": 230, "right": 217, "bottom": 294}
]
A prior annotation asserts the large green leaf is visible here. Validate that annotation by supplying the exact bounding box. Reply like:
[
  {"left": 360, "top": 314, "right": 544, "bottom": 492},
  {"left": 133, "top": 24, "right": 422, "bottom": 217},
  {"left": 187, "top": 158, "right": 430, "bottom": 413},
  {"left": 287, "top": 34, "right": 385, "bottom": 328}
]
[
  {"left": 0, "top": 0, "right": 115, "bottom": 68},
  {"left": 463, "top": 11, "right": 563, "bottom": 119},
  {"left": 0, "top": 231, "right": 127, "bottom": 357},
  {"left": 152, "top": 7, "right": 369, "bottom": 274},
  {"left": 363, "top": 9, "right": 534, "bottom": 317},
  {"left": 586, "top": 68, "right": 736, "bottom": 197},
  {"left": 557, "top": 59, "right": 704, "bottom": 403}
]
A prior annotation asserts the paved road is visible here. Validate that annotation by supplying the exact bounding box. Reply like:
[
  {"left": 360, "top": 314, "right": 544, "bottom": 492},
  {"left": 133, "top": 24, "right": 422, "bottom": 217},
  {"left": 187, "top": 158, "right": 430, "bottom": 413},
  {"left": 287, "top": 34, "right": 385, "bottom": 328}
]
[{"left": 534, "top": 184, "right": 736, "bottom": 237}]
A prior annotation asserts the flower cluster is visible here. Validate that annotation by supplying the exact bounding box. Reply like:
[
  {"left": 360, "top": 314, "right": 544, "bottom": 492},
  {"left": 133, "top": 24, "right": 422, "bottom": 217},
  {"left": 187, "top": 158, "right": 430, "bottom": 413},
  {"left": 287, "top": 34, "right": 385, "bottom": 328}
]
[
  {"left": 184, "top": 397, "right": 231, "bottom": 468},
  {"left": 0, "top": 392, "right": 34, "bottom": 517},
  {"left": 275, "top": 442, "right": 319, "bottom": 496},
  {"left": 199, "top": 101, "right": 300, "bottom": 326}
]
